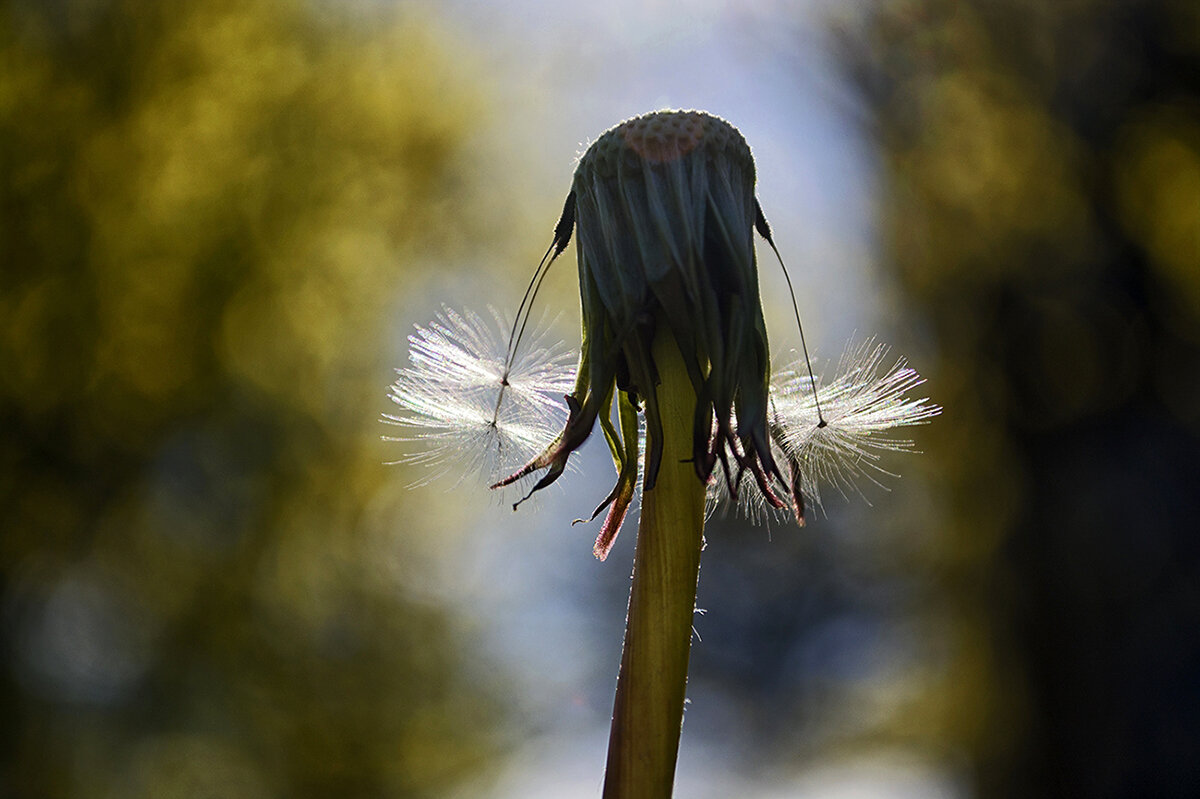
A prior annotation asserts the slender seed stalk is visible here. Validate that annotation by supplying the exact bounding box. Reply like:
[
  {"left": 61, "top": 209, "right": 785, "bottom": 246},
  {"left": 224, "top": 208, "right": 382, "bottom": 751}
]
[{"left": 602, "top": 329, "right": 709, "bottom": 799}]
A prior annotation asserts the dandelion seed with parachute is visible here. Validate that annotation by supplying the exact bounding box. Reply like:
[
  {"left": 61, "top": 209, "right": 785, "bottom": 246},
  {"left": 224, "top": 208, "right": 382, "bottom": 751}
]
[
  {"left": 703, "top": 340, "right": 941, "bottom": 523},
  {"left": 382, "top": 306, "right": 575, "bottom": 497},
  {"left": 770, "top": 338, "right": 943, "bottom": 512}
]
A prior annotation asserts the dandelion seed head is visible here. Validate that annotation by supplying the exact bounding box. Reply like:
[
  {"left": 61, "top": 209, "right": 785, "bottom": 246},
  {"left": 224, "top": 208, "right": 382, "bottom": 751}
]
[{"left": 383, "top": 307, "right": 575, "bottom": 501}]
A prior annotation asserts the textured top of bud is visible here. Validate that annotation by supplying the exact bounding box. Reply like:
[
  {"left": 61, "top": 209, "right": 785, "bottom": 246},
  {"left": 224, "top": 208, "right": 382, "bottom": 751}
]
[{"left": 574, "top": 110, "right": 754, "bottom": 181}]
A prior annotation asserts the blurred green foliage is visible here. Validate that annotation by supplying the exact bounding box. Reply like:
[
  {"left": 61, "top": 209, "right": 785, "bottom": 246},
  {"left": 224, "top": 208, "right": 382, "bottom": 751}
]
[
  {"left": 1, "top": 1, "right": 509, "bottom": 796},
  {"left": 841, "top": 0, "right": 1200, "bottom": 795}
]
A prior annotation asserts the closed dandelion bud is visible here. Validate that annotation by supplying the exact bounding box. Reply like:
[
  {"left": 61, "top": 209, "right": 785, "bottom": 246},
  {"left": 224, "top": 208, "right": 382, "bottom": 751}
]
[{"left": 495, "top": 110, "right": 789, "bottom": 553}]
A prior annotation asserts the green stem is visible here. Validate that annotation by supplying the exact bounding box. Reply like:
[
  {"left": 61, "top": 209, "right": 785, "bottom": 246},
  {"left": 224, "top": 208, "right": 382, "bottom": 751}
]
[{"left": 602, "top": 330, "right": 708, "bottom": 799}]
